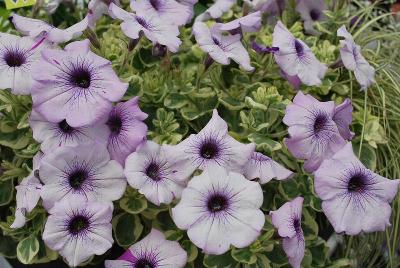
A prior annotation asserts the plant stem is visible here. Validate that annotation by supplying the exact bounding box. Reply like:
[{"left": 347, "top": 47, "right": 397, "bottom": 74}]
[{"left": 358, "top": 90, "right": 368, "bottom": 158}]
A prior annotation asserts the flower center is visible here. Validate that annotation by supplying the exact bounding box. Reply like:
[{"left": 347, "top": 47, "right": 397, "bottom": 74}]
[
  {"left": 106, "top": 114, "right": 122, "bottom": 135},
  {"left": 135, "top": 258, "right": 156, "bottom": 268},
  {"left": 207, "top": 193, "right": 229, "bottom": 213},
  {"left": 212, "top": 37, "right": 222, "bottom": 47},
  {"left": 4, "top": 50, "right": 26, "bottom": 67},
  {"left": 70, "top": 67, "right": 91, "bottom": 88},
  {"left": 68, "top": 215, "right": 89, "bottom": 235},
  {"left": 293, "top": 218, "right": 301, "bottom": 233},
  {"left": 69, "top": 169, "right": 88, "bottom": 189},
  {"left": 313, "top": 114, "right": 328, "bottom": 135},
  {"left": 136, "top": 17, "right": 148, "bottom": 29},
  {"left": 348, "top": 174, "right": 366, "bottom": 192},
  {"left": 294, "top": 40, "right": 304, "bottom": 57},
  {"left": 310, "top": 9, "right": 320, "bottom": 21},
  {"left": 58, "top": 119, "right": 75, "bottom": 134},
  {"left": 200, "top": 140, "right": 219, "bottom": 160},
  {"left": 150, "top": 0, "right": 161, "bottom": 10},
  {"left": 145, "top": 162, "right": 161, "bottom": 181}
]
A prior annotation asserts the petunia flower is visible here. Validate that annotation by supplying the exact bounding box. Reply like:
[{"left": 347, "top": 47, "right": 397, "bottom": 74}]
[
  {"left": 196, "top": 0, "right": 236, "bottom": 21},
  {"left": 29, "top": 110, "right": 110, "bottom": 154},
  {"left": 218, "top": 11, "right": 262, "bottom": 34},
  {"left": 11, "top": 14, "right": 88, "bottom": 45},
  {"left": 131, "top": 0, "right": 192, "bottom": 26},
  {"left": 31, "top": 39, "right": 128, "bottom": 127},
  {"left": 295, "top": 0, "right": 326, "bottom": 35},
  {"left": 124, "top": 141, "right": 193, "bottom": 205},
  {"left": 244, "top": 0, "right": 285, "bottom": 14},
  {"left": 170, "top": 109, "right": 255, "bottom": 173},
  {"left": 333, "top": 98, "right": 354, "bottom": 140},
  {"left": 109, "top": 3, "right": 182, "bottom": 52},
  {"left": 105, "top": 228, "right": 187, "bottom": 268},
  {"left": 11, "top": 152, "right": 43, "bottom": 229},
  {"left": 243, "top": 152, "right": 294, "bottom": 184},
  {"left": 172, "top": 167, "right": 265, "bottom": 255},
  {"left": 283, "top": 91, "right": 346, "bottom": 173},
  {"left": 106, "top": 97, "right": 148, "bottom": 166},
  {"left": 43, "top": 196, "right": 114, "bottom": 267},
  {"left": 270, "top": 197, "right": 305, "bottom": 268},
  {"left": 39, "top": 143, "right": 126, "bottom": 210},
  {"left": 273, "top": 21, "right": 327, "bottom": 86},
  {"left": 337, "top": 26, "right": 375, "bottom": 90},
  {"left": 314, "top": 143, "right": 400, "bottom": 235},
  {"left": 193, "top": 22, "right": 254, "bottom": 71},
  {"left": 88, "top": 0, "right": 120, "bottom": 28},
  {"left": 0, "top": 33, "right": 48, "bottom": 95}
]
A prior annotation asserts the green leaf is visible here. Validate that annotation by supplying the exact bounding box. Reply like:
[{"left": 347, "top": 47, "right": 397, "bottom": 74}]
[
  {"left": 119, "top": 196, "right": 148, "bottom": 214},
  {"left": 231, "top": 247, "right": 257, "bottom": 264},
  {"left": 248, "top": 133, "right": 282, "bottom": 152},
  {"left": 302, "top": 208, "right": 318, "bottom": 240},
  {"left": 112, "top": 213, "right": 143, "bottom": 247},
  {"left": 353, "top": 143, "right": 376, "bottom": 171},
  {"left": 203, "top": 251, "right": 237, "bottom": 268},
  {"left": 182, "top": 240, "right": 198, "bottom": 262},
  {"left": 0, "top": 232, "right": 17, "bottom": 258},
  {"left": 243, "top": 254, "right": 271, "bottom": 268},
  {"left": 0, "top": 179, "right": 13, "bottom": 206},
  {"left": 17, "top": 235, "right": 40, "bottom": 264}
]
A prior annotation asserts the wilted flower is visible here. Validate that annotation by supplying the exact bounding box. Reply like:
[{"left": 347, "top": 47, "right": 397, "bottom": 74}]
[
  {"left": 218, "top": 11, "right": 262, "bottom": 34},
  {"left": 125, "top": 141, "right": 193, "bottom": 205},
  {"left": 30, "top": 110, "right": 109, "bottom": 154},
  {"left": 196, "top": 0, "right": 236, "bottom": 21},
  {"left": 39, "top": 143, "right": 126, "bottom": 210},
  {"left": 283, "top": 91, "right": 346, "bottom": 172},
  {"left": 243, "top": 152, "right": 294, "bottom": 184},
  {"left": 296, "top": 0, "right": 326, "bottom": 35},
  {"left": 333, "top": 98, "right": 354, "bottom": 140},
  {"left": 88, "top": 0, "right": 120, "bottom": 28},
  {"left": 337, "top": 26, "right": 375, "bottom": 90},
  {"left": 244, "top": 0, "right": 285, "bottom": 16},
  {"left": 314, "top": 143, "right": 400, "bottom": 235},
  {"left": 105, "top": 228, "right": 187, "bottom": 268},
  {"left": 171, "top": 109, "right": 255, "bottom": 173},
  {"left": 31, "top": 39, "right": 128, "bottom": 127},
  {"left": 43, "top": 197, "right": 113, "bottom": 267},
  {"left": 11, "top": 14, "right": 88, "bottom": 44},
  {"left": 172, "top": 167, "right": 264, "bottom": 255},
  {"left": 270, "top": 197, "right": 305, "bottom": 268},
  {"left": 193, "top": 22, "right": 254, "bottom": 71},
  {"left": 273, "top": 21, "right": 327, "bottom": 86},
  {"left": 109, "top": 3, "right": 182, "bottom": 52},
  {"left": 0, "top": 33, "right": 48, "bottom": 95},
  {"left": 11, "top": 152, "right": 43, "bottom": 229},
  {"left": 106, "top": 97, "right": 148, "bottom": 165}
]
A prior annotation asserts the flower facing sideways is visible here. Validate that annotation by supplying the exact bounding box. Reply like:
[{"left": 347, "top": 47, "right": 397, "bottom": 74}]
[
  {"left": 218, "top": 11, "right": 262, "bottom": 34},
  {"left": 39, "top": 143, "right": 126, "bottom": 210},
  {"left": 333, "top": 98, "right": 354, "bottom": 140},
  {"left": 314, "top": 143, "right": 400, "bottom": 235},
  {"left": 172, "top": 167, "right": 265, "bottom": 255},
  {"left": 296, "top": 0, "right": 326, "bottom": 35},
  {"left": 43, "top": 197, "right": 114, "bottom": 267},
  {"left": 31, "top": 39, "right": 128, "bottom": 127},
  {"left": 270, "top": 197, "right": 305, "bottom": 268},
  {"left": 105, "top": 228, "right": 187, "bottom": 268}
]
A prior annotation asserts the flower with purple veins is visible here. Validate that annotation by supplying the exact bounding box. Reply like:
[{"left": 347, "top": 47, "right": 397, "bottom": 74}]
[
  {"left": 283, "top": 91, "right": 346, "bottom": 173},
  {"left": 0, "top": 33, "right": 48, "bottom": 95},
  {"left": 270, "top": 197, "right": 305, "bottom": 268},
  {"left": 106, "top": 97, "right": 148, "bottom": 166},
  {"left": 30, "top": 110, "right": 110, "bottom": 154},
  {"left": 105, "top": 228, "right": 187, "bottom": 268},
  {"left": 170, "top": 109, "right": 255, "bottom": 173},
  {"left": 295, "top": 0, "right": 326, "bottom": 35},
  {"left": 314, "top": 143, "right": 400, "bottom": 235},
  {"left": 39, "top": 143, "right": 126, "bottom": 210},
  {"left": 124, "top": 141, "right": 193, "bottom": 205},
  {"left": 43, "top": 197, "right": 114, "bottom": 267},
  {"left": 31, "top": 39, "right": 128, "bottom": 128},
  {"left": 109, "top": 3, "right": 182, "bottom": 52},
  {"left": 243, "top": 152, "right": 294, "bottom": 184},
  {"left": 273, "top": 21, "right": 327, "bottom": 86},
  {"left": 218, "top": 11, "right": 262, "bottom": 34},
  {"left": 196, "top": 0, "right": 236, "bottom": 21},
  {"left": 337, "top": 25, "right": 375, "bottom": 90},
  {"left": 11, "top": 13, "right": 88, "bottom": 44},
  {"left": 333, "top": 98, "right": 354, "bottom": 140},
  {"left": 193, "top": 22, "right": 254, "bottom": 71},
  {"left": 172, "top": 167, "right": 265, "bottom": 255}
]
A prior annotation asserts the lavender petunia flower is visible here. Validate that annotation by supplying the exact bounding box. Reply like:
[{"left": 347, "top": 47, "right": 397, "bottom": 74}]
[
  {"left": 296, "top": 0, "right": 326, "bottom": 35},
  {"left": 105, "top": 228, "right": 187, "bottom": 268},
  {"left": 273, "top": 21, "right": 327, "bottom": 86},
  {"left": 337, "top": 26, "right": 375, "bottom": 90},
  {"left": 218, "top": 11, "right": 262, "bottom": 34},
  {"left": 193, "top": 22, "right": 254, "bottom": 71},
  {"left": 172, "top": 167, "right": 264, "bottom": 255},
  {"left": 0, "top": 33, "right": 48, "bottom": 95},
  {"left": 43, "top": 197, "right": 113, "bottom": 267},
  {"left": 270, "top": 197, "right": 305, "bottom": 268},
  {"left": 106, "top": 97, "right": 148, "bottom": 166},
  {"left": 31, "top": 39, "right": 128, "bottom": 127},
  {"left": 11, "top": 14, "right": 88, "bottom": 44},
  {"left": 333, "top": 98, "right": 354, "bottom": 140},
  {"left": 283, "top": 91, "right": 346, "bottom": 173},
  {"left": 244, "top": 0, "right": 285, "bottom": 14},
  {"left": 125, "top": 141, "right": 193, "bottom": 205},
  {"left": 244, "top": 152, "right": 294, "bottom": 184},
  {"left": 39, "top": 143, "right": 126, "bottom": 210},
  {"left": 196, "top": 0, "right": 236, "bottom": 21},
  {"left": 131, "top": 0, "right": 192, "bottom": 26},
  {"left": 109, "top": 3, "right": 182, "bottom": 52},
  {"left": 29, "top": 110, "right": 110, "bottom": 154},
  {"left": 88, "top": 0, "right": 120, "bottom": 28},
  {"left": 11, "top": 152, "right": 43, "bottom": 229},
  {"left": 314, "top": 143, "right": 400, "bottom": 235},
  {"left": 170, "top": 109, "right": 255, "bottom": 173}
]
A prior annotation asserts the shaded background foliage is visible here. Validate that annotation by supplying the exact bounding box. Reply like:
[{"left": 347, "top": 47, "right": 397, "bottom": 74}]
[{"left": 0, "top": 0, "right": 400, "bottom": 267}]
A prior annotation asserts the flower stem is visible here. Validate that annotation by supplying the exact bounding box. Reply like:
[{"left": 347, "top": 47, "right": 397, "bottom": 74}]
[{"left": 358, "top": 90, "right": 368, "bottom": 158}]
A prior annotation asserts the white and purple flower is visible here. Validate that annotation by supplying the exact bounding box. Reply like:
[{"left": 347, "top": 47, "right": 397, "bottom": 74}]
[
  {"left": 333, "top": 98, "right": 354, "bottom": 140},
  {"left": 218, "top": 11, "right": 262, "bottom": 34},
  {"left": 88, "top": 0, "right": 120, "bottom": 28},
  {"left": 172, "top": 167, "right": 265, "bottom": 255},
  {"left": 196, "top": 0, "right": 236, "bottom": 21},
  {"left": 314, "top": 143, "right": 400, "bottom": 235},
  {"left": 105, "top": 228, "right": 187, "bottom": 268},
  {"left": 296, "top": 0, "right": 326, "bottom": 35}
]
